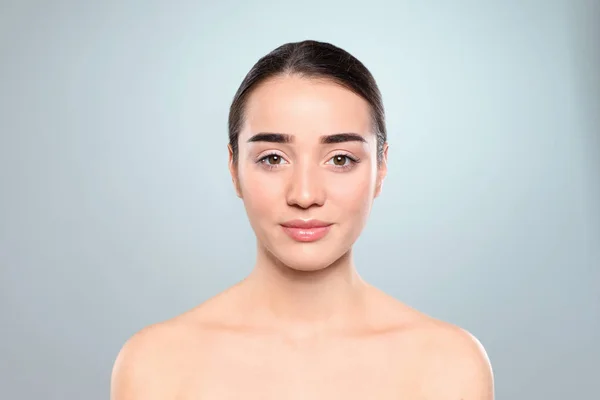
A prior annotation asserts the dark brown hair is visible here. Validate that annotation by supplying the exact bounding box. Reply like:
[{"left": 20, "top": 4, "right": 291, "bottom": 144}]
[{"left": 228, "top": 40, "right": 386, "bottom": 164}]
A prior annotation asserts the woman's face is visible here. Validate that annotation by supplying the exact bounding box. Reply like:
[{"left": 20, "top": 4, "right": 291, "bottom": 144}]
[{"left": 230, "top": 75, "right": 387, "bottom": 271}]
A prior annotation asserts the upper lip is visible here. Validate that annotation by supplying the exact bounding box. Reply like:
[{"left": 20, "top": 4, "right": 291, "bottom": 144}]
[{"left": 281, "top": 219, "right": 332, "bottom": 229}]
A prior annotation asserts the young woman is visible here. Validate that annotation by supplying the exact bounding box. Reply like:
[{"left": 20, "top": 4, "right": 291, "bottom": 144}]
[{"left": 111, "top": 40, "right": 494, "bottom": 399}]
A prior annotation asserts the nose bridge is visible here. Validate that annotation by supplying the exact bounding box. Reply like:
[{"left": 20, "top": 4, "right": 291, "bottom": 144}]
[{"left": 287, "top": 156, "right": 325, "bottom": 208}]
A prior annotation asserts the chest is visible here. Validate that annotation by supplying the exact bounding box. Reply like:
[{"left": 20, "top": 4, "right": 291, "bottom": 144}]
[{"left": 176, "top": 337, "right": 423, "bottom": 399}]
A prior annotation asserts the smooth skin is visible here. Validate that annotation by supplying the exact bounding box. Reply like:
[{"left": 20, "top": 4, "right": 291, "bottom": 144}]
[{"left": 111, "top": 75, "right": 494, "bottom": 399}]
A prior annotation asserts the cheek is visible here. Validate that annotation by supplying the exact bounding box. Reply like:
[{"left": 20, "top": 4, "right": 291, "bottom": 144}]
[
  {"left": 239, "top": 168, "right": 284, "bottom": 221},
  {"left": 327, "top": 167, "right": 377, "bottom": 215}
]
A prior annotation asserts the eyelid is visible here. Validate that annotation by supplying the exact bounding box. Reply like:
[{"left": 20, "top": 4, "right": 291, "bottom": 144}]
[
  {"left": 325, "top": 151, "right": 360, "bottom": 163},
  {"left": 255, "top": 151, "right": 292, "bottom": 171},
  {"left": 323, "top": 152, "right": 361, "bottom": 172},
  {"left": 255, "top": 150, "right": 288, "bottom": 163}
]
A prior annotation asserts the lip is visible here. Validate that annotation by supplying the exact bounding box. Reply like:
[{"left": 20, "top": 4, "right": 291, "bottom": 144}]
[{"left": 280, "top": 219, "right": 333, "bottom": 242}]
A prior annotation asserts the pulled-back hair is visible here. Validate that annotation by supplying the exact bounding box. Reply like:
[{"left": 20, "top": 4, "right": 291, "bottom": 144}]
[{"left": 228, "top": 40, "right": 386, "bottom": 164}]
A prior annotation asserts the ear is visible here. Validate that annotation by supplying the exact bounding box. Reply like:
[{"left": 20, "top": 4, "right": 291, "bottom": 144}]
[
  {"left": 228, "top": 144, "right": 243, "bottom": 198},
  {"left": 374, "top": 142, "right": 388, "bottom": 198}
]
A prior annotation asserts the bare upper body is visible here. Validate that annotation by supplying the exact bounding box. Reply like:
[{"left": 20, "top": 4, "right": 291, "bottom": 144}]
[
  {"left": 111, "top": 280, "right": 494, "bottom": 400},
  {"left": 111, "top": 41, "right": 494, "bottom": 400}
]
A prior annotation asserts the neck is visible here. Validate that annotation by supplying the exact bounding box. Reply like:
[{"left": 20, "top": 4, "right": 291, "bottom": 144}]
[{"left": 241, "top": 242, "right": 369, "bottom": 335}]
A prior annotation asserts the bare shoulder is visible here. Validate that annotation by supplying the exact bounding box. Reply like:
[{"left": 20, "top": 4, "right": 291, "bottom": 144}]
[
  {"left": 416, "top": 318, "right": 494, "bottom": 399},
  {"left": 369, "top": 288, "right": 495, "bottom": 399},
  {"left": 110, "top": 315, "right": 194, "bottom": 399},
  {"left": 110, "top": 291, "right": 237, "bottom": 400}
]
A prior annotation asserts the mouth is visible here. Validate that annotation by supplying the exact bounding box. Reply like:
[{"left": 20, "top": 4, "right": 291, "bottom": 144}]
[{"left": 280, "top": 219, "right": 333, "bottom": 242}]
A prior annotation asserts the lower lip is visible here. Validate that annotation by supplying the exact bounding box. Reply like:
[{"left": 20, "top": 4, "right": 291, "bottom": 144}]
[{"left": 281, "top": 225, "right": 332, "bottom": 242}]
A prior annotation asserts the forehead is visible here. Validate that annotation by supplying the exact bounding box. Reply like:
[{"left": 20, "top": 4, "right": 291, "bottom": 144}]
[{"left": 241, "top": 75, "right": 373, "bottom": 140}]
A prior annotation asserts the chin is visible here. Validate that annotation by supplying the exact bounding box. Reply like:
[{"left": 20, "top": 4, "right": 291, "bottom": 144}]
[
  {"left": 279, "top": 257, "right": 333, "bottom": 272},
  {"left": 267, "top": 242, "right": 349, "bottom": 272}
]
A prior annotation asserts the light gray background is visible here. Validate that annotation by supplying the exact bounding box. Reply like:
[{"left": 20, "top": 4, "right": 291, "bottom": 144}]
[{"left": 1, "top": 0, "right": 598, "bottom": 399}]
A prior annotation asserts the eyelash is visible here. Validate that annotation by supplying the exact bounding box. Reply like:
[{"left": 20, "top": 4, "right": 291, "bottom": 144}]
[{"left": 256, "top": 152, "right": 360, "bottom": 171}]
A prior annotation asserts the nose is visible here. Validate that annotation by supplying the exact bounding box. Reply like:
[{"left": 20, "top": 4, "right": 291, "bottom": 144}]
[{"left": 286, "top": 162, "right": 325, "bottom": 209}]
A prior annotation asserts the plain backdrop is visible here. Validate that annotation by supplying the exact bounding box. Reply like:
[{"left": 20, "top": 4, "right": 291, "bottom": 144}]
[{"left": 1, "top": 0, "right": 599, "bottom": 399}]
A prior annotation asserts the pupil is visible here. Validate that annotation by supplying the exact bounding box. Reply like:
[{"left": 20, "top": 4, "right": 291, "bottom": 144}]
[
  {"left": 334, "top": 156, "right": 345, "bottom": 165},
  {"left": 269, "top": 155, "right": 280, "bottom": 164}
]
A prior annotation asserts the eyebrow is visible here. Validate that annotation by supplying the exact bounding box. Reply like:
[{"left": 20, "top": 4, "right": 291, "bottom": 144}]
[
  {"left": 247, "top": 133, "right": 292, "bottom": 143},
  {"left": 246, "top": 132, "right": 367, "bottom": 144},
  {"left": 320, "top": 133, "right": 366, "bottom": 144}
]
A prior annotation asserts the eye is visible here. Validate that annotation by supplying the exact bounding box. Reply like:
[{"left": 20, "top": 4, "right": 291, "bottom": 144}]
[
  {"left": 258, "top": 153, "right": 288, "bottom": 166},
  {"left": 324, "top": 153, "right": 360, "bottom": 171},
  {"left": 327, "top": 155, "right": 352, "bottom": 167}
]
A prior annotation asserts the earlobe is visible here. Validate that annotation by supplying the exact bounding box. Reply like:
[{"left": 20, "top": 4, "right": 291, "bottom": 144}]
[
  {"left": 227, "top": 144, "right": 243, "bottom": 198},
  {"left": 234, "top": 179, "right": 243, "bottom": 198},
  {"left": 233, "top": 179, "right": 242, "bottom": 198},
  {"left": 374, "top": 143, "right": 389, "bottom": 198},
  {"left": 374, "top": 180, "right": 384, "bottom": 198}
]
